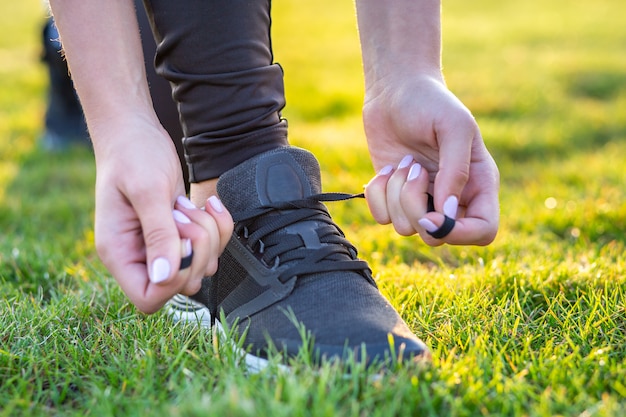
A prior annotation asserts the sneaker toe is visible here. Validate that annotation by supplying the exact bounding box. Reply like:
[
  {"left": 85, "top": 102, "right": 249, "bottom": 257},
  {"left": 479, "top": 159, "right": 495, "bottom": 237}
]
[{"left": 234, "top": 272, "right": 430, "bottom": 366}]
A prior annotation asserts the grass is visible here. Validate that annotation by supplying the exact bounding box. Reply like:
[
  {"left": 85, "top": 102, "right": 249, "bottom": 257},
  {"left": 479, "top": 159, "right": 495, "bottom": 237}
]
[{"left": 1, "top": 0, "right": 625, "bottom": 415}]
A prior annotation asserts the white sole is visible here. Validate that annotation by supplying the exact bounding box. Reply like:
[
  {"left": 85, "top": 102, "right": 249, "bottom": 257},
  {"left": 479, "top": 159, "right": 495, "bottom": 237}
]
[{"left": 166, "top": 294, "right": 288, "bottom": 374}]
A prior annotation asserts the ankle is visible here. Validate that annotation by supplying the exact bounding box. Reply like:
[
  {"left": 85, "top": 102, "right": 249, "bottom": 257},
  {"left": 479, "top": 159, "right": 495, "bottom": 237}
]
[{"left": 190, "top": 178, "right": 219, "bottom": 208}]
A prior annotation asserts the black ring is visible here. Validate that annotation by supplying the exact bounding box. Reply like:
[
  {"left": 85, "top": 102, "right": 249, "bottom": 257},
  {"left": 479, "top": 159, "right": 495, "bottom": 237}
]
[
  {"left": 425, "top": 192, "right": 456, "bottom": 239},
  {"left": 426, "top": 215, "right": 456, "bottom": 239},
  {"left": 180, "top": 251, "right": 194, "bottom": 270}
]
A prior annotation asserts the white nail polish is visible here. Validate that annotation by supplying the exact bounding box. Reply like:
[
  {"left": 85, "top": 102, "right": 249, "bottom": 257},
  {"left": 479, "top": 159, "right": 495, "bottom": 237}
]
[
  {"left": 378, "top": 165, "right": 393, "bottom": 176},
  {"left": 418, "top": 218, "right": 438, "bottom": 233},
  {"left": 176, "top": 195, "right": 197, "bottom": 210},
  {"left": 150, "top": 257, "right": 170, "bottom": 283},
  {"left": 443, "top": 196, "right": 459, "bottom": 219},
  {"left": 407, "top": 163, "right": 422, "bottom": 181},
  {"left": 208, "top": 195, "right": 224, "bottom": 213},
  {"left": 173, "top": 209, "right": 191, "bottom": 224},
  {"left": 398, "top": 155, "right": 414, "bottom": 169}
]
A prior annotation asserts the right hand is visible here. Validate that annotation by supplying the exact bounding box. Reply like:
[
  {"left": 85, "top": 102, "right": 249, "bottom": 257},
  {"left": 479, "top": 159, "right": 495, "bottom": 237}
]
[
  {"left": 362, "top": 75, "right": 500, "bottom": 246},
  {"left": 92, "top": 115, "right": 233, "bottom": 313}
]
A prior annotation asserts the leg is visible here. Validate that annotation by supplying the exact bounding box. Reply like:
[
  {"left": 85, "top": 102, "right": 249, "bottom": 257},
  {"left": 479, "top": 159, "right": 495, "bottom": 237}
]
[
  {"left": 144, "top": 0, "right": 429, "bottom": 369},
  {"left": 142, "top": 0, "right": 288, "bottom": 204},
  {"left": 42, "top": 7, "right": 186, "bottom": 189},
  {"left": 134, "top": 0, "right": 188, "bottom": 189}
]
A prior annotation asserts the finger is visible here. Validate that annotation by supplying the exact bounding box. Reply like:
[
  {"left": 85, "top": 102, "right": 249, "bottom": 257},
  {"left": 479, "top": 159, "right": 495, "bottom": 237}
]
[
  {"left": 426, "top": 215, "right": 456, "bottom": 239},
  {"left": 175, "top": 234, "right": 202, "bottom": 296},
  {"left": 399, "top": 162, "right": 431, "bottom": 237},
  {"left": 108, "top": 228, "right": 187, "bottom": 314},
  {"left": 114, "top": 262, "right": 178, "bottom": 314},
  {"left": 177, "top": 237, "right": 201, "bottom": 295},
  {"left": 364, "top": 165, "right": 394, "bottom": 225},
  {"left": 418, "top": 165, "right": 500, "bottom": 247},
  {"left": 422, "top": 192, "right": 455, "bottom": 239},
  {"left": 133, "top": 192, "right": 182, "bottom": 287},
  {"left": 432, "top": 112, "right": 476, "bottom": 214},
  {"left": 386, "top": 155, "right": 418, "bottom": 236},
  {"left": 173, "top": 201, "right": 197, "bottom": 271},
  {"left": 170, "top": 206, "right": 217, "bottom": 294},
  {"left": 457, "top": 164, "right": 500, "bottom": 245},
  {"left": 98, "top": 237, "right": 171, "bottom": 314},
  {"left": 439, "top": 148, "right": 500, "bottom": 245},
  {"left": 417, "top": 211, "right": 497, "bottom": 246},
  {"left": 93, "top": 187, "right": 177, "bottom": 313},
  {"left": 204, "top": 195, "right": 234, "bottom": 256},
  {"left": 177, "top": 195, "right": 233, "bottom": 276},
  {"left": 179, "top": 240, "right": 193, "bottom": 271}
]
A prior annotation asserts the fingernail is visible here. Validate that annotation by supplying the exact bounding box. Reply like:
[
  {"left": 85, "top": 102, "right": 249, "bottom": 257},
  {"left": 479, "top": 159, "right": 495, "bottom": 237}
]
[
  {"left": 176, "top": 195, "right": 197, "bottom": 210},
  {"left": 407, "top": 163, "right": 422, "bottom": 181},
  {"left": 378, "top": 165, "right": 393, "bottom": 176},
  {"left": 182, "top": 239, "right": 192, "bottom": 257},
  {"left": 173, "top": 209, "right": 191, "bottom": 224},
  {"left": 443, "top": 196, "right": 459, "bottom": 219},
  {"left": 418, "top": 218, "right": 439, "bottom": 233},
  {"left": 208, "top": 195, "right": 224, "bottom": 213},
  {"left": 150, "top": 257, "right": 170, "bottom": 283},
  {"left": 398, "top": 155, "right": 414, "bottom": 169}
]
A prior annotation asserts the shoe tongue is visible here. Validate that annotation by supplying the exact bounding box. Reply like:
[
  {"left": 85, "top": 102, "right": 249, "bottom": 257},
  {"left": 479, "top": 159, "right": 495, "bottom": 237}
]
[{"left": 216, "top": 146, "right": 323, "bottom": 214}]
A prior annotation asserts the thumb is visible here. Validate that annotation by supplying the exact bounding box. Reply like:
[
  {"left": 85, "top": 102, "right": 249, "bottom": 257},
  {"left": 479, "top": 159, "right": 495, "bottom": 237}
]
[
  {"left": 137, "top": 195, "right": 181, "bottom": 285},
  {"left": 432, "top": 118, "right": 476, "bottom": 217}
]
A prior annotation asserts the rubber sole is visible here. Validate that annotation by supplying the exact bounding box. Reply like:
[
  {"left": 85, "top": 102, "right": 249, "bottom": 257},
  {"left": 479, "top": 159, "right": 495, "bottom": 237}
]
[{"left": 166, "top": 294, "right": 288, "bottom": 374}]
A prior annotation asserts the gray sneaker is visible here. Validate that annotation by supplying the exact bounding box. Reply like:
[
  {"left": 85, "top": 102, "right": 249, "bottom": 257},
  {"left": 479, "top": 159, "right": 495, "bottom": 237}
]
[{"left": 168, "top": 146, "right": 429, "bottom": 371}]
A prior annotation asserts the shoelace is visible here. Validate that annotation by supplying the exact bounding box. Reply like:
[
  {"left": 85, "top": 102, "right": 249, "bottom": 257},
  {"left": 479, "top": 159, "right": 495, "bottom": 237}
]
[{"left": 231, "top": 192, "right": 371, "bottom": 283}]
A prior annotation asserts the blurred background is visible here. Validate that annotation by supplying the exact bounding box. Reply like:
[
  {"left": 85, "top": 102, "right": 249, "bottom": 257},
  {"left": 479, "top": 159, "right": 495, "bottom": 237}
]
[
  {"left": 1, "top": 0, "right": 625, "bottom": 285},
  {"left": 0, "top": 1, "right": 625, "bottom": 414}
]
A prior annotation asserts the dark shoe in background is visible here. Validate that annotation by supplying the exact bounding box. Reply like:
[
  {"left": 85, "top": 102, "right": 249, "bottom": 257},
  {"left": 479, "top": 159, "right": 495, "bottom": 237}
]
[
  {"left": 40, "top": 10, "right": 188, "bottom": 192},
  {"left": 41, "top": 18, "right": 90, "bottom": 151}
]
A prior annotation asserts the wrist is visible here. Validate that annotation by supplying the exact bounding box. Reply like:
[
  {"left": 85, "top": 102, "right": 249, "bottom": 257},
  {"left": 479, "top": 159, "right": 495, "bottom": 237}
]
[
  {"left": 356, "top": 0, "right": 444, "bottom": 92},
  {"left": 89, "top": 110, "right": 170, "bottom": 160},
  {"left": 363, "top": 71, "right": 445, "bottom": 106}
]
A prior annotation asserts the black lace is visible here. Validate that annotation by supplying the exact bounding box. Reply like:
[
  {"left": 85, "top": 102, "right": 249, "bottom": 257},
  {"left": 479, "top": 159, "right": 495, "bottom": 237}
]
[{"left": 232, "top": 192, "right": 370, "bottom": 283}]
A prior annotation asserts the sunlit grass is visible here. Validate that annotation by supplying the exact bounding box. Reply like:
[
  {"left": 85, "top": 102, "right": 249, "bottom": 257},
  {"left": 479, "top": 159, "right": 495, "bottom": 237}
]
[{"left": 1, "top": 0, "right": 624, "bottom": 415}]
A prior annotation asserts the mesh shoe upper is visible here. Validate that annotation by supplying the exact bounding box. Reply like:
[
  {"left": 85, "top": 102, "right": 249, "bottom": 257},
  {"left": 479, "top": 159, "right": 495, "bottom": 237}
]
[{"left": 191, "top": 146, "right": 429, "bottom": 365}]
